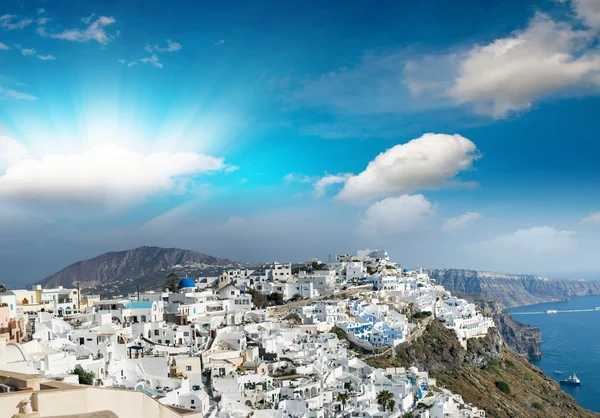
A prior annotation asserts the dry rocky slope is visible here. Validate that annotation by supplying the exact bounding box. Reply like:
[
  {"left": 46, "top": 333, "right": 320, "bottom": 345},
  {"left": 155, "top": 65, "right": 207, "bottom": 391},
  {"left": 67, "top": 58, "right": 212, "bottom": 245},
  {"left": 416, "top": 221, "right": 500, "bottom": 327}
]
[
  {"left": 426, "top": 268, "right": 600, "bottom": 308},
  {"left": 366, "top": 321, "right": 598, "bottom": 418},
  {"left": 457, "top": 294, "right": 542, "bottom": 360},
  {"left": 36, "top": 246, "right": 234, "bottom": 289}
]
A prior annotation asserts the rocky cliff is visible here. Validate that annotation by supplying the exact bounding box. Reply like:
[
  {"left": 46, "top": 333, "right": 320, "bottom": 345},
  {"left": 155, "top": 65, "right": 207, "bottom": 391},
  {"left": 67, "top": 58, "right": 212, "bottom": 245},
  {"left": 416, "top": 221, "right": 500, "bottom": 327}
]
[
  {"left": 36, "top": 246, "right": 234, "bottom": 289},
  {"left": 458, "top": 293, "right": 542, "bottom": 360},
  {"left": 426, "top": 269, "right": 600, "bottom": 307},
  {"left": 366, "top": 321, "right": 597, "bottom": 418}
]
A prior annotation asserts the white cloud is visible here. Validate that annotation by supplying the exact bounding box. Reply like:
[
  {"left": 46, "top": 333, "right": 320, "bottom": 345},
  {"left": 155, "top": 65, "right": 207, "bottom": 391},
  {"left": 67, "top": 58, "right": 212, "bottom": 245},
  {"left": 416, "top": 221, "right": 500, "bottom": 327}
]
[
  {"left": 0, "top": 144, "right": 233, "bottom": 208},
  {"left": 41, "top": 15, "right": 116, "bottom": 44},
  {"left": 37, "top": 8, "right": 45, "bottom": 15},
  {"left": 0, "top": 85, "right": 37, "bottom": 100},
  {"left": 0, "top": 42, "right": 10, "bottom": 50},
  {"left": 81, "top": 14, "right": 96, "bottom": 25},
  {"left": 468, "top": 226, "right": 578, "bottom": 262},
  {"left": 145, "top": 39, "right": 182, "bottom": 53},
  {"left": 37, "top": 54, "right": 55, "bottom": 61},
  {"left": 21, "top": 48, "right": 36, "bottom": 56},
  {"left": 407, "top": 10, "right": 600, "bottom": 118},
  {"left": 127, "top": 61, "right": 137, "bottom": 67},
  {"left": 290, "top": 52, "right": 411, "bottom": 115},
  {"left": 337, "top": 133, "right": 479, "bottom": 202},
  {"left": 283, "top": 173, "right": 315, "bottom": 184},
  {"left": 118, "top": 59, "right": 125, "bottom": 64},
  {"left": 449, "top": 13, "right": 600, "bottom": 117},
  {"left": 214, "top": 40, "right": 225, "bottom": 46},
  {"left": 573, "top": 0, "right": 600, "bottom": 30},
  {"left": 0, "top": 136, "right": 28, "bottom": 166},
  {"left": 313, "top": 173, "right": 352, "bottom": 197},
  {"left": 442, "top": 212, "right": 482, "bottom": 233},
  {"left": 580, "top": 212, "right": 600, "bottom": 225},
  {"left": 140, "top": 54, "right": 163, "bottom": 68},
  {"left": 0, "top": 15, "right": 33, "bottom": 31},
  {"left": 357, "top": 194, "right": 436, "bottom": 237}
]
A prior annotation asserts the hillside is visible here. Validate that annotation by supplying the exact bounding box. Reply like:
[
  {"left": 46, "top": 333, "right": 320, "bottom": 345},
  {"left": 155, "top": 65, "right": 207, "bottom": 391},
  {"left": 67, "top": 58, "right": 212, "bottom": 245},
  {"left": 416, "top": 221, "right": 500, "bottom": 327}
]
[
  {"left": 36, "top": 246, "right": 237, "bottom": 291},
  {"left": 458, "top": 294, "right": 542, "bottom": 360},
  {"left": 366, "top": 321, "right": 597, "bottom": 418},
  {"left": 426, "top": 269, "right": 600, "bottom": 307}
]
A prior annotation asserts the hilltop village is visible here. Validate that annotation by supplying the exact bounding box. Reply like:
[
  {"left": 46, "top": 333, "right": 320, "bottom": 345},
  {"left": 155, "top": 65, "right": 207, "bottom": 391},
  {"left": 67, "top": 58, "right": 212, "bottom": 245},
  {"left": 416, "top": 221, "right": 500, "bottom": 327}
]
[{"left": 0, "top": 249, "right": 494, "bottom": 418}]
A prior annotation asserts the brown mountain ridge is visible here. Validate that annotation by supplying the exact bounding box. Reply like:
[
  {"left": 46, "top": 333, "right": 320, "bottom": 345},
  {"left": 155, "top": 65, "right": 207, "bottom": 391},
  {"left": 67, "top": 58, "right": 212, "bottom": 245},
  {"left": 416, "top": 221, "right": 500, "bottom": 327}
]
[{"left": 36, "top": 246, "right": 233, "bottom": 289}]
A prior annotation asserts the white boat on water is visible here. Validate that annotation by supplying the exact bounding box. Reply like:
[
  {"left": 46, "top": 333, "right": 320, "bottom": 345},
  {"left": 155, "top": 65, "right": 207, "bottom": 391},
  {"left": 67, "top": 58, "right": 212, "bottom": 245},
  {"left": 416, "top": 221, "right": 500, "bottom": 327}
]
[
  {"left": 546, "top": 310, "right": 558, "bottom": 314},
  {"left": 560, "top": 373, "right": 581, "bottom": 386}
]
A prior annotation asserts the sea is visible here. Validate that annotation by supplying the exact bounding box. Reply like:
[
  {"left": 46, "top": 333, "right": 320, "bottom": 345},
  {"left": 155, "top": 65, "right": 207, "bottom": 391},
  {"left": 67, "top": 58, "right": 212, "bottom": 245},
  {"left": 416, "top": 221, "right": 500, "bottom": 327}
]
[{"left": 508, "top": 295, "right": 600, "bottom": 413}]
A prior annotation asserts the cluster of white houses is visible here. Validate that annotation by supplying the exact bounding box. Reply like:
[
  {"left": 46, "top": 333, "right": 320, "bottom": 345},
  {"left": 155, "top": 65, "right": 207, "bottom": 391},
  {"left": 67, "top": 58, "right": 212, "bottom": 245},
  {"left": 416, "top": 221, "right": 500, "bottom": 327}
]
[{"left": 1, "top": 249, "right": 490, "bottom": 418}]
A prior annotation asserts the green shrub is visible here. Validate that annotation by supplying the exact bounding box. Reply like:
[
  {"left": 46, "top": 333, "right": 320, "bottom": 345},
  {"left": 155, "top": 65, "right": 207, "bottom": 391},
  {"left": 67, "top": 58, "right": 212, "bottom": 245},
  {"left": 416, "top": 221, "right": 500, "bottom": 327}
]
[
  {"left": 73, "top": 368, "right": 95, "bottom": 385},
  {"left": 330, "top": 326, "right": 346, "bottom": 340},
  {"left": 412, "top": 311, "right": 432, "bottom": 319},
  {"left": 532, "top": 402, "right": 544, "bottom": 410},
  {"left": 495, "top": 381, "right": 511, "bottom": 394}
]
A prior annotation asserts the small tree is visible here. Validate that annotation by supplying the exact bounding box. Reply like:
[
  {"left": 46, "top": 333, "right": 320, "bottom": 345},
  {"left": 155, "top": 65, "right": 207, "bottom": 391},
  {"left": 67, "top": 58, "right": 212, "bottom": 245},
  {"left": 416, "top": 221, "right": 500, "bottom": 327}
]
[
  {"left": 267, "top": 292, "right": 283, "bottom": 304},
  {"left": 344, "top": 381, "right": 352, "bottom": 391},
  {"left": 73, "top": 368, "right": 95, "bottom": 385},
  {"left": 248, "top": 289, "right": 269, "bottom": 309},
  {"left": 495, "top": 381, "right": 511, "bottom": 394},
  {"left": 388, "top": 399, "right": 396, "bottom": 412},
  {"left": 292, "top": 293, "right": 303, "bottom": 301},
  {"left": 376, "top": 390, "right": 393, "bottom": 411},
  {"left": 330, "top": 326, "right": 346, "bottom": 340},
  {"left": 284, "top": 312, "right": 302, "bottom": 325},
  {"left": 337, "top": 392, "right": 349, "bottom": 410},
  {"left": 164, "top": 273, "right": 179, "bottom": 293}
]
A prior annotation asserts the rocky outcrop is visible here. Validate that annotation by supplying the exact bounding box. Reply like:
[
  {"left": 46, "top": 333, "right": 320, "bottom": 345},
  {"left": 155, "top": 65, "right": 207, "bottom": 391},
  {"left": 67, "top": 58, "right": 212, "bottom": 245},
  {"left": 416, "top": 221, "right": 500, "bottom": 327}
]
[
  {"left": 426, "top": 268, "right": 600, "bottom": 308},
  {"left": 36, "top": 246, "right": 233, "bottom": 289},
  {"left": 391, "top": 320, "right": 502, "bottom": 373},
  {"left": 458, "top": 294, "right": 542, "bottom": 360},
  {"left": 368, "top": 320, "right": 597, "bottom": 417}
]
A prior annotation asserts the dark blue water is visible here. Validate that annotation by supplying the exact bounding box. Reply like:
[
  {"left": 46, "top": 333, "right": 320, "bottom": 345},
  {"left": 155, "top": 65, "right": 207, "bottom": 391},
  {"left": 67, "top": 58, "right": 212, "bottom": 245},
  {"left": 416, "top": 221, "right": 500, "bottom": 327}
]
[{"left": 508, "top": 296, "right": 600, "bottom": 413}]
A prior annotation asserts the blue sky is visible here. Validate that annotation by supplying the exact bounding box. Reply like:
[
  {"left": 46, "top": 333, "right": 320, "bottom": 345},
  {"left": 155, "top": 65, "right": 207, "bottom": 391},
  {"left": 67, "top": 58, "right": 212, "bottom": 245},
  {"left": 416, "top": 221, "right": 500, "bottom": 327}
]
[{"left": 1, "top": 0, "right": 600, "bottom": 284}]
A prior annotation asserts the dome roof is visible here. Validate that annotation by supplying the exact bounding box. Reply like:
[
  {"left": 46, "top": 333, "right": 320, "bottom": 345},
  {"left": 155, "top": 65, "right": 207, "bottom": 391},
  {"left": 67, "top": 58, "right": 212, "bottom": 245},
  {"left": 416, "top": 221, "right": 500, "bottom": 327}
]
[
  {"left": 403, "top": 269, "right": 410, "bottom": 273},
  {"left": 179, "top": 278, "right": 196, "bottom": 289}
]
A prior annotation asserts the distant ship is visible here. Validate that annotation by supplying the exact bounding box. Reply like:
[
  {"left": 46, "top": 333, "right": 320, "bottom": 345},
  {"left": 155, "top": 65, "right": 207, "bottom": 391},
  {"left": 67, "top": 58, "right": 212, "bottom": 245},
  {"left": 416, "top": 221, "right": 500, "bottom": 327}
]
[
  {"left": 560, "top": 373, "right": 581, "bottom": 386},
  {"left": 546, "top": 310, "right": 558, "bottom": 314},
  {"left": 595, "top": 307, "right": 600, "bottom": 311},
  {"left": 553, "top": 370, "right": 562, "bottom": 375}
]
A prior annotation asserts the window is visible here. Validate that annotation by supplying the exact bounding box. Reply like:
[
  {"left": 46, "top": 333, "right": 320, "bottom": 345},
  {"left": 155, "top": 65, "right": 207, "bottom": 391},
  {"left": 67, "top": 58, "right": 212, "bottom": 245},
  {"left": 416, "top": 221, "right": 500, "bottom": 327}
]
[
  {"left": 166, "top": 340, "right": 170, "bottom": 344},
  {"left": 154, "top": 330, "right": 160, "bottom": 336},
  {"left": 158, "top": 340, "right": 162, "bottom": 343},
  {"left": 190, "top": 399, "right": 195, "bottom": 404},
  {"left": 184, "top": 332, "right": 189, "bottom": 336},
  {"left": 186, "top": 366, "right": 192, "bottom": 371},
  {"left": 141, "top": 315, "right": 147, "bottom": 322}
]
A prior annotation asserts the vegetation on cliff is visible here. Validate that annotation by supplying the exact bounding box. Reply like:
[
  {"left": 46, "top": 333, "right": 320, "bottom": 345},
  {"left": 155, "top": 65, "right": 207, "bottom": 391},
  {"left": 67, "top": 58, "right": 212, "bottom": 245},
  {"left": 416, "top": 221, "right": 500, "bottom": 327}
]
[
  {"left": 366, "top": 321, "right": 597, "bottom": 418},
  {"left": 460, "top": 294, "right": 542, "bottom": 360}
]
